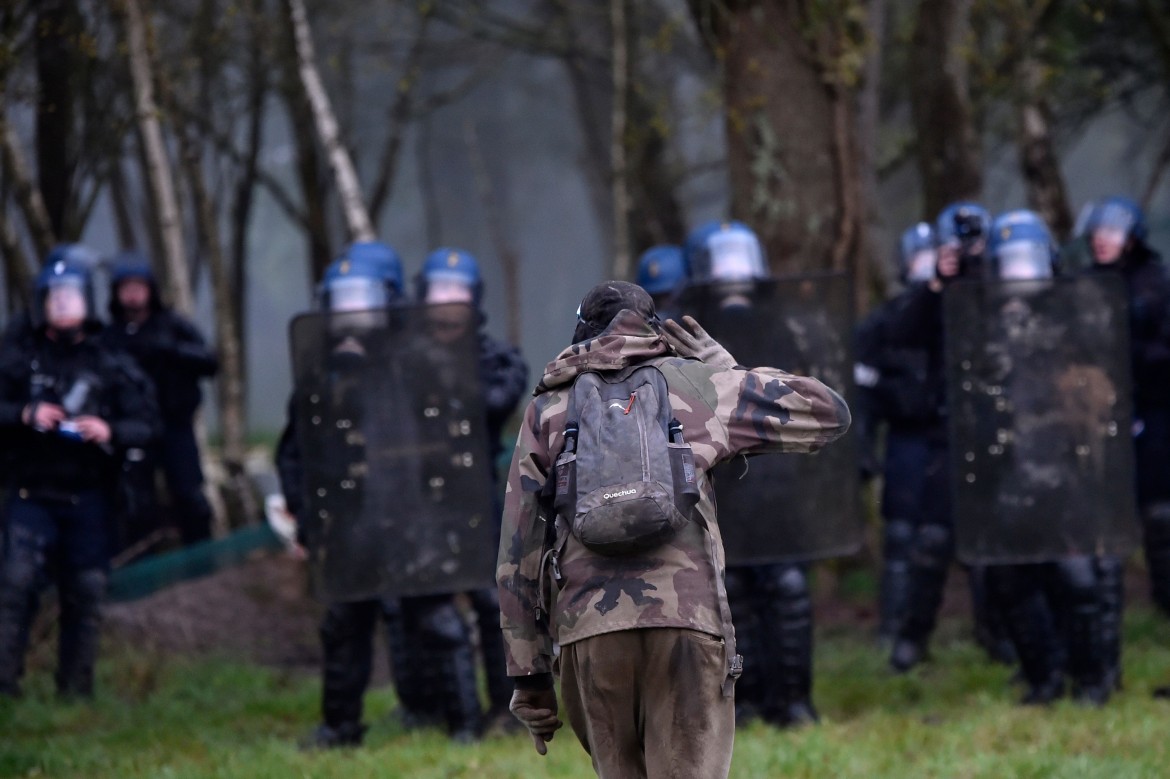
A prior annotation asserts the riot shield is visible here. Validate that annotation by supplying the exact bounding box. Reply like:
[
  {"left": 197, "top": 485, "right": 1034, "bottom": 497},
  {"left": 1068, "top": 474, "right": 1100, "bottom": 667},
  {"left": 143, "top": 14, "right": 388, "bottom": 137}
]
[
  {"left": 289, "top": 303, "right": 497, "bottom": 601},
  {"left": 679, "top": 274, "right": 862, "bottom": 564},
  {"left": 944, "top": 275, "right": 1139, "bottom": 564}
]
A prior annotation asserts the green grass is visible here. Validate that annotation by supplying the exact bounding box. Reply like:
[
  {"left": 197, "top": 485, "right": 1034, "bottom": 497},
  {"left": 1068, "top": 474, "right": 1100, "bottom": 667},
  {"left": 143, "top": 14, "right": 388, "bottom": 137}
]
[{"left": 3, "top": 609, "right": 1170, "bottom": 778}]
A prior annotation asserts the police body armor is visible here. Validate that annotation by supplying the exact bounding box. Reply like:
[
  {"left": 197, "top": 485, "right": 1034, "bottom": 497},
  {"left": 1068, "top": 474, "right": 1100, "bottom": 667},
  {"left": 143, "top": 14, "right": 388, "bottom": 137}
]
[
  {"left": 944, "top": 275, "right": 1139, "bottom": 564},
  {"left": 289, "top": 303, "right": 496, "bottom": 601},
  {"left": 680, "top": 273, "right": 862, "bottom": 564}
]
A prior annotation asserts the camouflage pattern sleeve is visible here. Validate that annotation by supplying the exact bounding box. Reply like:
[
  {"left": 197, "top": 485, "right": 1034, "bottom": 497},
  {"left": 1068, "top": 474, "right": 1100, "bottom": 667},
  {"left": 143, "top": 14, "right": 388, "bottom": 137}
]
[
  {"left": 662, "top": 357, "right": 851, "bottom": 471},
  {"left": 496, "top": 394, "right": 561, "bottom": 678}
]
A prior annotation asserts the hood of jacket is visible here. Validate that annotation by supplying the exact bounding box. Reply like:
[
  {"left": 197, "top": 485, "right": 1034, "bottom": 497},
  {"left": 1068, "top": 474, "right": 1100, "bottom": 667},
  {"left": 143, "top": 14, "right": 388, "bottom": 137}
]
[{"left": 535, "top": 309, "right": 669, "bottom": 394}]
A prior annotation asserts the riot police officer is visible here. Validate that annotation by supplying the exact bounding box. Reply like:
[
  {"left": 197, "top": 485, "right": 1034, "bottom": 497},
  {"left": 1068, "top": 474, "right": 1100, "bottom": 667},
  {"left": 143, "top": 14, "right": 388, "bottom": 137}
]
[
  {"left": 885, "top": 202, "right": 997, "bottom": 672},
  {"left": 635, "top": 245, "right": 688, "bottom": 322},
  {"left": 0, "top": 249, "right": 159, "bottom": 698},
  {"left": 1083, "top": 196, "right": 1170, "bottom": 691},
  {"left": 278, "top": 242, "right": 485, "bottom": 747},
  {"left": 854, "top": 222, "right": 940, "bottom": 644},
  {"left": 104, "top": 252, "right": 218, "bottom": 547},
  {"left": 413, "top": 248, "right": 528, "bottom": 731},
  {"left": 683, "top": 220, "right": 820, "bottom": 727},
  {"left": 979, "top": 209, "right": 1111, "bottom": 705}
]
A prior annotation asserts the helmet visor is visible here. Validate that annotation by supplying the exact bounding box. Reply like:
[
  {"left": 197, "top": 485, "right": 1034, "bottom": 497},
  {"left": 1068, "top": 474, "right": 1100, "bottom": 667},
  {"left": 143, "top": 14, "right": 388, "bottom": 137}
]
[
  {"left": 45, "top": 277, "right": 88, "bottom": 326},
  {"left": 708, "top": 231, "right": 765, "bottom": 282},
  {"left": 1092, "top": 203, "right": 1137, "bottom": 235},
  {"left": 326, "top": 277, "right": 389, "bottom": 312},
  {"left": 905, "top": 248, "right": 937, "bottom": 282},
  {"left": 425, "top": 277, "right": 475, "bottom": 304},
  {"left": 997, "top": 240, "right": 1052, "bottom": 281}
]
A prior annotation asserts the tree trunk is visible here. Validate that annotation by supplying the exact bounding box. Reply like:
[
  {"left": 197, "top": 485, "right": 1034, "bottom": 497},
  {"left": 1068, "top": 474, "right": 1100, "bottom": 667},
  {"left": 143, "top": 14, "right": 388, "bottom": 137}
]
[
  {"left": 909, "top": 0, "right": 982, "bottom": 219},
  {"left": 856, "top": 0, "right": 887, "bottom": 309},
  {"left": 0, "top": 114, "right": 57, "bottom": 258},
  {"left": 175, "top": 125, "right": 253, "bottom": 529},
  {"left": 696, "top": 0, "right": 864, "bottom": 276},
  {"left": 1016, "top": 88, "right": 1072, "bottom": 239},
  {"left": 464, "top": 120, "right": 522, "bottom": 346},
  {"left": 35, "top": 0, "right": 81, "bottom": 238},
  {"left": 610, "top": 0, "right": 632, "bottom": 280},
  {"left": 121, "top": 0, "right": 194, "bottom": 315},
  {"left": 0, "top": 208, "right": 34, "bottom": 312},
  {"left": 285, "top": 0, "right": 374, "bottom": 243}
]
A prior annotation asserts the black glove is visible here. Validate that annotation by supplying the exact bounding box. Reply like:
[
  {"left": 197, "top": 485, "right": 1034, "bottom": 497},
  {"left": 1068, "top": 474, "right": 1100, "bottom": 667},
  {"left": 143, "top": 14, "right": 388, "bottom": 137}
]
[{"left": 509, "top": 676, "right": 563, "bottom": 755}]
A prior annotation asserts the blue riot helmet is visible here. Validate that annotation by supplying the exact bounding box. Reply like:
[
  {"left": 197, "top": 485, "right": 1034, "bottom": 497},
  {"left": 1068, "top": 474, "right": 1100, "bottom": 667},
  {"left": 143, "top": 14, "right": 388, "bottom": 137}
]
[
  {"left": 317, "top": 242, "right": 403, "bottom": 312},
  {"left": 34, "top": 252, "right": 97, "bottom": 331},
  {"left": 987, "top": 209, "right": 1057, "bottom": 281},
  {"left": 1084, "top": 195, "right": 1147, "bottom": 265},
  {"left": 416, "top": 247, "right": 483, "bottom": 306},
  {"left": 636, "top": 245, "right": 688, "bottom": 295},
  {"left": 343, "top": 240, "right": 405, "bottom": 292},
  {"left": 684, "top": 220, "right": 767, "bottom": 284},
  {"left": 899, "top": 222, "right": 937, "bottom": 283}
]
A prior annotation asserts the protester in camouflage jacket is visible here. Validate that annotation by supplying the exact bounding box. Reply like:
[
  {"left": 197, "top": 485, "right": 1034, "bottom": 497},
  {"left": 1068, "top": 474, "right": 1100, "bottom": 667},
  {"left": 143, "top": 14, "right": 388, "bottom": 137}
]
[{"left": 497, "top": 281, "right": 850, "bottom": 776}]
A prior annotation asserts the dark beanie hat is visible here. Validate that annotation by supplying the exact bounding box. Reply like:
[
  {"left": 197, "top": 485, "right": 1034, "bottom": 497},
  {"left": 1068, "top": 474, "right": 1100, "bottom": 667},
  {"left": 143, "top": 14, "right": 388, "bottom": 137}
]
[{"left": 573, "top": 280, "right": 658, "bottom": 342}]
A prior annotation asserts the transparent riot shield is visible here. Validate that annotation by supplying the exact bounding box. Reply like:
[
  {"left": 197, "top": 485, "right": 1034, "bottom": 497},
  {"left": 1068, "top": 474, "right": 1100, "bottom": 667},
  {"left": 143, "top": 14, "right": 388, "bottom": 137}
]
[
  {"left": 679, "top": 273, "right": 862, "bottom": 564},
  {"left": 289, "top": 303, "right": 497, "bottom": 601},
  {"left": 944, "top": 275, "right": 1139, "bottom": 564}
]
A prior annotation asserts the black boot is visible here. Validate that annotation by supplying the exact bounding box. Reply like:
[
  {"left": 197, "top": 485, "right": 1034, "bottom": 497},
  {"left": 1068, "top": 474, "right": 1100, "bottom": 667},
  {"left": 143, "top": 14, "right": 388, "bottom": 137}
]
[
  {"left": 987, "top": 565, "right": 1064, "bottom": 705},
  {"left": 414, "top": 596, "right": 482, "bottom": 742},
  {"left": 0, "top": 555, "right": 43, "bottom": 699},
  {"left": 383, "top": 599, "right": 442, "bottom": 730},
  {"left": 725, "top": 569, "right": 763, "bottom": 725},
  {"left": 470, "top": 588, "right": 515, "bottom": 728},
  {"left": 1142, "top": 502, "right": 1170, "bottom": 617},
  {"left": 1095, "top": 556, "right": 1125, "bottom": 691},
  {"left": 890, "top": 523, "right": 952, "bottom": 673},
  {"left": 301, "top": 721, "right": 367, "bottom": 749},
  {"left": 442, "top": 641, "right": 483, "bottom": 743},
  {"left": 1058, "top": 558, "right": 1110, "bottom": 707},
  {"left": 762, "top": 566, "right": 819, "bottom": 729},
  {"left": 56, "top": 568, "right": 107, "bottom": 699},
  {"left": 318, "top": 601, "right": 377, "bottom": 741},
  {"left": 969, "top": 565, "right": 1017, "bottom": 666},
  {"left": 878, "top": 520, "right": 914, "bottom": 644}
]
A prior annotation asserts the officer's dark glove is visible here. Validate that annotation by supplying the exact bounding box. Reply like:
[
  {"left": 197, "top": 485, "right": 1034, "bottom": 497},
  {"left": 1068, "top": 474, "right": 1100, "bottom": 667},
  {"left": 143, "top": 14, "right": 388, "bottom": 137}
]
[
  {"left": 661, "top": 315, "right": 737, "bottom": 369},
  {"left": 510, "top": 675, "right": 562, "bottom": 755}
]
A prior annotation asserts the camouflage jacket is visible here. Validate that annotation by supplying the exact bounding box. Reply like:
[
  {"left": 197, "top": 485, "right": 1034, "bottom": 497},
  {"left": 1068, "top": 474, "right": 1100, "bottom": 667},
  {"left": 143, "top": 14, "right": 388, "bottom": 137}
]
[{"left": 496, "top": 310, "right": 851, "bottom": 678}]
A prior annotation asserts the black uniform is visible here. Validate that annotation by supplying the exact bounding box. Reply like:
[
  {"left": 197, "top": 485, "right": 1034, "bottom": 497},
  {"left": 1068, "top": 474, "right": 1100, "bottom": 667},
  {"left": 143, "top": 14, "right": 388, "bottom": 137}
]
[
  {"left": 277, "top": 328, "right": 527, "bottom": 744},
  {"left": 0, "top": 324, "right": 159, "bottom": 697},
  {"left": 106, "top": 292, "right": 218, "bottom": 547},
  {"left": 1088, "top": 242, "right": 1170, "bottom": 691}
]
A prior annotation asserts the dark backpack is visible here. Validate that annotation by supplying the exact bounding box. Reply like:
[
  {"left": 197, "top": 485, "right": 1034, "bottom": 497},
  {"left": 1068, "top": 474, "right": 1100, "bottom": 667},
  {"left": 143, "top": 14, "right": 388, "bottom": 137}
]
[{"left": 552, "top": 363, "right": 699, "bottom": 555}]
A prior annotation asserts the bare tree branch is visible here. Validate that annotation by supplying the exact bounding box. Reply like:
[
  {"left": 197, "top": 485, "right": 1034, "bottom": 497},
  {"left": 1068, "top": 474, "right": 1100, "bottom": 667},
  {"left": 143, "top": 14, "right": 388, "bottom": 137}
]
[{"left": 285, "top": 0, "right": 374, "bottom": 242}]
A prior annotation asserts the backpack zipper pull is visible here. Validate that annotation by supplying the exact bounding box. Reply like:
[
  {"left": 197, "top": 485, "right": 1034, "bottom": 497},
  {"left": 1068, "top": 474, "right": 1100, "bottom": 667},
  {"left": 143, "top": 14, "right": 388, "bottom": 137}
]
[{"left": 623, "top": 392, "right": 637, "bottom": 415}]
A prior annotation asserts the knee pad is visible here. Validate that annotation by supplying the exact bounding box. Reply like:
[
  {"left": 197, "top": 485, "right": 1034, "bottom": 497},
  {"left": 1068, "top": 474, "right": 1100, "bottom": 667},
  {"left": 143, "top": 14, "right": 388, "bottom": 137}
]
[
  {"left": 913, "top": 523, "right": 953, "bottom": 569},
  {"left": 772, "top": 566, "right": 809, "bottom": 601},
  {"left": 884, "top": 519, "right": 915, "bottom": 564},
  {"left": 1144, "top": 502, "right": 1170, "bottom": 546},
  {"left": 1054, "top": 557, "right": 1098, "bottom": 605},
  {"left": 416, "top": 601, "right": 470, "bottom": 649}
]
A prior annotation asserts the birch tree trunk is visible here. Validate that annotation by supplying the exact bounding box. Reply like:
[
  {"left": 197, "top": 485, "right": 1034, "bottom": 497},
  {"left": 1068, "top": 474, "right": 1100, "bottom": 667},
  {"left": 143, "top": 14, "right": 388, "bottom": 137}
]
[
  {"left": 285, "top": 0, "right": 375, "bottom": 242},
  {"left": 0, "top": 111, "right": 57, "bottom": 258},
  {"left": 121, "top": 0, "right": 193, "bottom": 315}
]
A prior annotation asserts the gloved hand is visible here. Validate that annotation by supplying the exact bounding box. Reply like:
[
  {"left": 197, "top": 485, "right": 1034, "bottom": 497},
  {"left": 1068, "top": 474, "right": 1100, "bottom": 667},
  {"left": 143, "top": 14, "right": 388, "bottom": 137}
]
[
  {"left": 661, "top": 315, "right": 737, "bottom": 369},
  {"left": 509, "top": 684, "right": 563, "bottom": 755}
]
